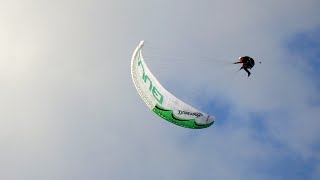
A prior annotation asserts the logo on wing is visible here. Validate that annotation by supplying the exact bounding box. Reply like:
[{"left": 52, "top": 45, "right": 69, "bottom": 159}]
[{"left": 177, "top": 110, "right": 203, "bottom": 118}]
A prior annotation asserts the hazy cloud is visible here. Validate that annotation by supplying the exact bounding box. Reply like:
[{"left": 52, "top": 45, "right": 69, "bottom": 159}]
[{"left": 1, "top": 0, "right": 320, "bottom": 179}]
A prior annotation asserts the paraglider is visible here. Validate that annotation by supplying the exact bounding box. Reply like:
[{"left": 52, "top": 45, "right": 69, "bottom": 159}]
[
  {"left": 233, "top": 56, "right": 260, "bottom": 77},
  {"left": 131, "top": 41, "right": 215, "bottom": 129}
]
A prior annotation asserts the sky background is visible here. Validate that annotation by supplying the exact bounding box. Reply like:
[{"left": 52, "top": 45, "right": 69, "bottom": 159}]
[{"left": 1, "top": 0, "right": 320, "bottom": 180}]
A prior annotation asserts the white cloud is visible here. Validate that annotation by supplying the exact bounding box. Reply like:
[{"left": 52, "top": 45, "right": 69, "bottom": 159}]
[{"left": 0, "top": 0, "right": 320, "bottom": 179}]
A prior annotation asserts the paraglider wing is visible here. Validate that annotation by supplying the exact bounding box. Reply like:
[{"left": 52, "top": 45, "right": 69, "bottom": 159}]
[{"left": 131, "top": 41, "right": 215, "bottom": 129}]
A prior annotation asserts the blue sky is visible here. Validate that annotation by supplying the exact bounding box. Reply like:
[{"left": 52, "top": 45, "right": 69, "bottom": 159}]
[
  {"left": 286, "top": 27, "right": 320, "bottom": 86},
  {"left": 1, "top": 0, "right": 320, "bottom": 180}
]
